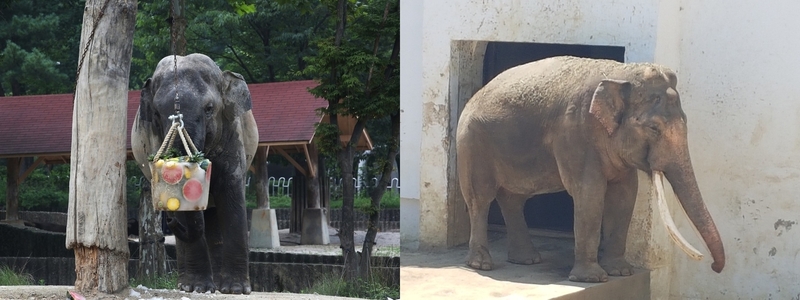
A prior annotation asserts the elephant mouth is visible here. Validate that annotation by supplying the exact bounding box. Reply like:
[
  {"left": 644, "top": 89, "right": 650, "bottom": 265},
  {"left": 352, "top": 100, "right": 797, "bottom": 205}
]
[{"left": 651, "top": 171, "right": 705, "bottom": 261}]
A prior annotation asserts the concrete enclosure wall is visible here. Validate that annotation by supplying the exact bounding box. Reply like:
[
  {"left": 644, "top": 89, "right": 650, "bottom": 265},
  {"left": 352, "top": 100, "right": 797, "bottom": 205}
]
[{"left": 401, "top": 0, "right": 800, "bottom": 298}]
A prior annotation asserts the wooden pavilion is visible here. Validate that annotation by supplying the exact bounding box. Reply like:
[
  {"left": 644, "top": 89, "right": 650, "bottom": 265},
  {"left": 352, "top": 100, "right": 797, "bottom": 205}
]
[{"left": 0, "top": 80, "right": 372, "bottom": 234}]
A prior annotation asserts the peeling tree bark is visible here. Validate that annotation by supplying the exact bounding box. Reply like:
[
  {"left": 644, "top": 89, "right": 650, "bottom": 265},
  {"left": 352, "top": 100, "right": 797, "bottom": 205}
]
[
  {"left": 66, "top": 0, "right": 137, "bottom": 293},
  {"left": 137, "top": 180, "right": 167, "bottom": 279}
]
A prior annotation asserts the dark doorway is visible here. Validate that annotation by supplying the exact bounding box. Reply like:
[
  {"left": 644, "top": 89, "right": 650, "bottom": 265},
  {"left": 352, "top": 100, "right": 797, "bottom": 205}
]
[{"left": 482, "top": 42, "right": 625, "bottom": 232}]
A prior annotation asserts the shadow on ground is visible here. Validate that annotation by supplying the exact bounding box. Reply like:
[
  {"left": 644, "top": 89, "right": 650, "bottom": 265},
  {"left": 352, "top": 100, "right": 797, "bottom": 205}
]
[{"left": 401, "top": 229, "right": 648, "bottom": 299}]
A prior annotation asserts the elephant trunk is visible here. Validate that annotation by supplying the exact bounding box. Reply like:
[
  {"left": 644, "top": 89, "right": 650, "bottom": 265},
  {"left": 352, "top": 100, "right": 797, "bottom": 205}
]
[
  {"left": 661, "top": 159, "right": 725, "bottom": 273},
  {"left": 650, "top": 120, "right": 725, "bottom": 273},
  {"left": 167, "top": 211, "right": 205, "bottom": 243}
]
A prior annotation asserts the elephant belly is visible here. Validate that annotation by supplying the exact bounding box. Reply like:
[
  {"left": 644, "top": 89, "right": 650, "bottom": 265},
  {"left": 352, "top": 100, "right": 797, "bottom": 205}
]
[{"left": 494, "top": 154, "right": 566, "bottom": 197}]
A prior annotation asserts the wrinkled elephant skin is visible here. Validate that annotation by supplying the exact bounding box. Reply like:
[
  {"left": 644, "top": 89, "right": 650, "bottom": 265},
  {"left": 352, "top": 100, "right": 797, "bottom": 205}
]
[
  {"left": 131, "top": 54, "right": 258, "bottom": 294},
  {"left": 456, "top": 56, "right": 725, "bottom": 283}
]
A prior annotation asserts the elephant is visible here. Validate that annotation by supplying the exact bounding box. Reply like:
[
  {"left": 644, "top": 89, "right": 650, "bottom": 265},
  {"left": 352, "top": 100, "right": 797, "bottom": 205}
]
[
  {"left": 131, "top": 53, "right": 258, "bottom": 294},
  {"left": 456, "top": 56, "right": 725, "bottom": 282}
]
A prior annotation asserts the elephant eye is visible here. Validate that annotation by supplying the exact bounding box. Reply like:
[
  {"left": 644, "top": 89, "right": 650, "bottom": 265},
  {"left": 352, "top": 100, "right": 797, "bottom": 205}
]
[
  {"left": 646, "top": 124, "right": 660, "bottom": 135},
  {"left": 204, "top": 104, "right": 214, "bottom": 117},
  {"left": 651, "top": 95, "right": 662, "bottom": 104}
]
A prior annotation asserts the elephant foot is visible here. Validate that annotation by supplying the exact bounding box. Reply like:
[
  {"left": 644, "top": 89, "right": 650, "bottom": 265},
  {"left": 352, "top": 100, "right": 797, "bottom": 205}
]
[
  {"left": 466, "top": 245, "right": 493, "bottom": 270},
  {"left": 568, "top": 262, "right": 608, "bottom": 282},
  {"left": 600, "top": 257, "right": 634, "bottom": 276},
  {"left": 219, "top": 275, "right": 252, "bottom": 294},
  {"left": 178, "top": 274, "right": 216, "bottom": 293},
  {"left": 507, "top": 249, "right": 542, "bottom": 265}
]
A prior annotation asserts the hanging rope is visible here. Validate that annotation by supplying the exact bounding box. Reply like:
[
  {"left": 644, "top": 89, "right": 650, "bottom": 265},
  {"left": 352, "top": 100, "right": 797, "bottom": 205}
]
[{"left": 152, "top": 114, "right": 200, "bottom": 161}]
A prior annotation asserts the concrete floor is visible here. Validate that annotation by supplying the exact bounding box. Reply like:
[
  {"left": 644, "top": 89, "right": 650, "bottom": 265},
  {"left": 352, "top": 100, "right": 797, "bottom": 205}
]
[{"left": 400, "top": 229, "right": 650, "bottom": 299}]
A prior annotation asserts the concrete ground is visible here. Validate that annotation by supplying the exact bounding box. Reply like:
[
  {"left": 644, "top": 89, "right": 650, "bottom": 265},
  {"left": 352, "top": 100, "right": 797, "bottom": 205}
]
[
  {"left": 0, "top": 285, "right": 361, "bottom": 300},
  {"left": 400, "top": 228, "right": 649, "bottom": 299}
]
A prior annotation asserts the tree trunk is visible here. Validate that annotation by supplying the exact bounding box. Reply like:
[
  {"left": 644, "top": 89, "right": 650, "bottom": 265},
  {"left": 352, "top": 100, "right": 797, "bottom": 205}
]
[
  {"left": 5, "top": 157, "right": 20, "bottom": 221},
  {"left": 170, "top": 0, "right": 186, "bottom": 55},
  {"left": 66, "top": 0, "right": 136, "bottom": 293},
  {"left": 255, "top": 146, "right": 270, "bottom": 209},
  {"left": 137, "top": 180, "right": 167, "bottom": 279},
  {"left": 358, "top": 113, "right": 399, "bottom": 279},
  {"left": 338, "top": 134, "right": 359, "bottom": 280}
]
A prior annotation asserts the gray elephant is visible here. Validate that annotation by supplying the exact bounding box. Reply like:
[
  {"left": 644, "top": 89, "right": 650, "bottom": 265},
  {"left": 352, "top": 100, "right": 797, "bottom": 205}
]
[
  {"left": 131, "top": 53, "right": 258, "bottom": 294},
  {"left": 456, "top": 56, "right": 725, "bottom": 282}
]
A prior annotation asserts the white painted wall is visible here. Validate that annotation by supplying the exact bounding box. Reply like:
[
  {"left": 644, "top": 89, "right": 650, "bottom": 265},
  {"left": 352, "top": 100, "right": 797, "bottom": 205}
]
[
  {"left": 399, "top": 0, "right": 422, "bottom": 249},
  {"left": 667, "top": 0, "right": 800, "bottom": 298}
]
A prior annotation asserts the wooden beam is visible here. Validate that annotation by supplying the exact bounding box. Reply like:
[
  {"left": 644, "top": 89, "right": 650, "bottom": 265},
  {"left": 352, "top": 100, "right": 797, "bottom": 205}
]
[
  {"left": 275, "top": 147, "right": 307, "bottom": 177},
  {"left": 17, "top": 156, "right": 45, "bottom": 184},
  {"left": 303, "top": 144, "right": 317, "bottom": 179}
]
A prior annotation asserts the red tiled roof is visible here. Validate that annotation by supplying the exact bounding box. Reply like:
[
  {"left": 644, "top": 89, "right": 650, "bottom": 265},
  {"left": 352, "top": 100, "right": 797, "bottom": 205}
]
[
  {"left": 0, "top": 80, "right": 325, "bottom": 158},
  {"left": 249, "top": 80, "right": 325, "bottom": 145}
]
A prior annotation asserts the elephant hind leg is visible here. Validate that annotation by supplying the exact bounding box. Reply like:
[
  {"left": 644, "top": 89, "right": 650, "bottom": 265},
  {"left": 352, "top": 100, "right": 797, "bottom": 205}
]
[
  {"left": 496, "top": 190, "right": 541, "bottom": 265},
  {"left": 459, "top": 158, "right": 497, "bottom": 270}
]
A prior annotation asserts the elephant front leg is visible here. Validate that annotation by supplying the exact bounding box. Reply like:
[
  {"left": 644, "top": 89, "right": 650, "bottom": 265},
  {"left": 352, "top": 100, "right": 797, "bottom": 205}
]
[
  {"left": 599, "top": 170, "right": 637, "bottom": 276},
  {"left": 496, "top": 191, "right": 541, "bottom": 265},
  {"left": 208, "top": 184, "right": 251, "bottom": 294},
  {"left": 557, "top": 156, "right": 609, "bottom": 282},
  {"left": 171, "top": 212, "right": 215, "bottom": 293}
]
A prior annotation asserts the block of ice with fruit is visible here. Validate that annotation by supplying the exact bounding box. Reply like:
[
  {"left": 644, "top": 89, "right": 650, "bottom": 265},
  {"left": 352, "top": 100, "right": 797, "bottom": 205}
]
[{"left": 149, "top": 154, "right": 212, "bottom": 211}]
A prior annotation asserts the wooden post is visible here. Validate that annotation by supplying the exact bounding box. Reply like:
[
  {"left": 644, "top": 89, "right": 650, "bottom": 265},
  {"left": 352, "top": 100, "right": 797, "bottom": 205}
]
[
  {"left": 66, "top": 0, "right": 137, "bottom": 293},
  {"left": 137, "top": 180, "right": 167, "bottom": 279},
  {"left": 5, "top": 157, "right": 20, "bottom": 221},
  {"left": 255, "top": 146, "right": 270, "bottom": 209}
]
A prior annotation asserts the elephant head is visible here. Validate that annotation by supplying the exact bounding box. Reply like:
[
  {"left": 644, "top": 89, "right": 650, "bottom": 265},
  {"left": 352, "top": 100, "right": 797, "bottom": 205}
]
[
  {"left": 136, "top": 53, "right": 252, "bottom": 160},
  {"left": 589, "top": 66, "right": 725, "bottom": 273}
]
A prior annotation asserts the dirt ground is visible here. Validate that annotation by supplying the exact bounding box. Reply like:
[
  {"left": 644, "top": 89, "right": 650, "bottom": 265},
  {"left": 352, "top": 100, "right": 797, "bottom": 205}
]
[{"left": 0, "top": 227, "right": 399, "bottom": 300}]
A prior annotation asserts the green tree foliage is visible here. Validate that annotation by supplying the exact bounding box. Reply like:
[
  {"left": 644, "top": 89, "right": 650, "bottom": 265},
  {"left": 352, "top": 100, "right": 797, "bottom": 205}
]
[
  {"left": 0, "top": 160, "right": 142, "bottom": 212},
  {"left": 131, "top": 0, "right": 330, "bottom": 88},
  {"left": 301, "top": 0, "right": 399, "bottom": 280},
  {"left": 0, "top": 0, "right": 84, "bottom": 95}
]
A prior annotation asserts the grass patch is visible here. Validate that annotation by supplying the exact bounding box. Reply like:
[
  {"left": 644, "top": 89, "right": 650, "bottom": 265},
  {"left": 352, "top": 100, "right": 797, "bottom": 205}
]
[
  {"left": 130, "top": 272, "right": 178, "bottom": 289},
  {"left": 247, "top": 191, "right": 400, "bottom": 210},
  {"left": 302, "top": 274, "right": 399, "bottom": 300},
  {"left": 373, "top": 246, "right": 400, "bottom": 257},
  {"left": 246, "top": 192, "right": 292, "bottom": 209},
  {"left": 0, "top": 266, "right": 33, "bottom": 286},
  {"left": 329, "top": 191, "right": 400, "bottom": 209}
]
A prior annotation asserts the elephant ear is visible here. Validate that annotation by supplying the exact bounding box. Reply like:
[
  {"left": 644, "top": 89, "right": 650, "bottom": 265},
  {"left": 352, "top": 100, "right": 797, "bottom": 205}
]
[
  {"left": 221, "top": 71, "right": 253, "bottom": 121},
  {"left": 589, "top": 79, "right": 631, "bottom": 135},
  {"left": 139, "top": 78, "right": 155, "bottom": 122}
]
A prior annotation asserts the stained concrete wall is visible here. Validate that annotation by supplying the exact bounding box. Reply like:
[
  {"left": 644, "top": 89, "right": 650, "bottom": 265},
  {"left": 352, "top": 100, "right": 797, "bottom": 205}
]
[
  {"left": 664, "top": 0, "right": 800, "bottom": 298},
  {"left": 401, "top": 0, "right": 800, "bottom": 298}
]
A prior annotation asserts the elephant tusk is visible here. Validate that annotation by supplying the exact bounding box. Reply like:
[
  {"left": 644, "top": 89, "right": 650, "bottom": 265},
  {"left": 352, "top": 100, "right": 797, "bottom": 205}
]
[{"left": 653, "top": 171, "right": 704, "bottom": 261}]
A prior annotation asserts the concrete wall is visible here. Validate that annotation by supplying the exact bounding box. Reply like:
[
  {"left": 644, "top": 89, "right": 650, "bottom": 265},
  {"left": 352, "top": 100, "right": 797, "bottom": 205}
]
[
  {"left": 402, "top": 0, "right": 800, "bottom": 298},
  {"left": 666, "top": 0, "right": 800, "bottom": 298}
]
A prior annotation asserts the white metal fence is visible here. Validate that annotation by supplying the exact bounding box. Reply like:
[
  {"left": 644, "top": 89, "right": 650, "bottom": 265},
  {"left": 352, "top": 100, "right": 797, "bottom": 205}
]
[{"left": 246, "top": 176, "right": 399, "bottom": 198}]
